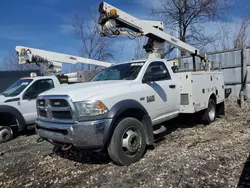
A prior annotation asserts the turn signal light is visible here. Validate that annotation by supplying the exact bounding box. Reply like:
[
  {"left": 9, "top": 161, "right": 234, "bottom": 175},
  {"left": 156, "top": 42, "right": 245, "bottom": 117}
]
[
  {"left": 97, "top": 101, "right": 106, "bottom": 110},
  {"left": 110, "top": 9, "right": 117, "bottom": 16}
]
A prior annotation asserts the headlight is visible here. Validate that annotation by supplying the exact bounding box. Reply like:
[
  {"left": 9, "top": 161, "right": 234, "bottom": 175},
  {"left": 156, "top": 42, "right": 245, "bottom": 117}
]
[{"left": 74, "top": 100, "right": 108, "bottom": 118}]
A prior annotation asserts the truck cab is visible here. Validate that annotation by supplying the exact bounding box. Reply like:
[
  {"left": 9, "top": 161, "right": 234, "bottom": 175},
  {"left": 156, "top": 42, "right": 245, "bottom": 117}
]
[
  {"left": 37, "top": 59, "right": 181, "bottom": 127},
  {"left": 0, "top": 74, "right": 61, "bottom": 142}
]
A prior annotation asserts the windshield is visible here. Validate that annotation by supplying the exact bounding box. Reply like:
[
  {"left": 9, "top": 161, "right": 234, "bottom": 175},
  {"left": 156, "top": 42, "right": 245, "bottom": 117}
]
[
  {"left": 2, "top": 79, "right": 33, "bottom": 97},
  {"left": 91, "top": 62, "right": 145, "bottom": 81}
]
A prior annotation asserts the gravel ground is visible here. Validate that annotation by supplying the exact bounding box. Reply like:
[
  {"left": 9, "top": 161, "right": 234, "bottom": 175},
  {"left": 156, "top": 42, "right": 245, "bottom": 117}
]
[{"left": 0, "top": 99, "right": 250, "bottom": 188}]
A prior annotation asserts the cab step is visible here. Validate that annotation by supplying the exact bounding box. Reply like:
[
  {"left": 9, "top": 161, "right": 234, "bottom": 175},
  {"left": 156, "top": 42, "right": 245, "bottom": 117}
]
[{"left": 153, "top": 125, "right": 166, "bottom": 135}]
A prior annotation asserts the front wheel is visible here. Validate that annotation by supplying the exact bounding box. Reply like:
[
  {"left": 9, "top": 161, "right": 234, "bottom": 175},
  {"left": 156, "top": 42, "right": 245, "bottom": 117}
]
[
  {"left": 202, "top": 99, "right": 216, "bottom": 125},
  {"left": 108, "top": 117, "right": 147, "bottom": 166},
  {"left": 0, "top": 126, "right": 13, "bottom": 143}
]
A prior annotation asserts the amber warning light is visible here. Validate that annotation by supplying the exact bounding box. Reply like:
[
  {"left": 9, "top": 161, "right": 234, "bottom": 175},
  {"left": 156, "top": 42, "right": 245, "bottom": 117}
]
[{"left": 110, "top": 9, "right": 117, "bottom": 16}]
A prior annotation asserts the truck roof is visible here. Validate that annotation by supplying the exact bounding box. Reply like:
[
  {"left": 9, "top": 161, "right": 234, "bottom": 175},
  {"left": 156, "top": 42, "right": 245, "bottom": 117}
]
[
  {"left": 112, "top": 58, "right": 171, "bottom": 66},
  {"left": 20, "top": 75, "right": 56, "bottom": 80}
]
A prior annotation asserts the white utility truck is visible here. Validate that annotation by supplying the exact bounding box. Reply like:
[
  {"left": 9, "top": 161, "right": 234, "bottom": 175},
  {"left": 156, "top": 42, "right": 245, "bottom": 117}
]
[
  {"left": 35, "top": 2, "right": 226, "bottom": 166},
  {"left": 0, "top": 46, "right": 112, "bottom": 142}
]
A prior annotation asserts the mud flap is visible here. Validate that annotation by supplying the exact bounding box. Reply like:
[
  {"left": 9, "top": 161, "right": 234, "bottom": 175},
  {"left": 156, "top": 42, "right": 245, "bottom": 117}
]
[
  {"left": 217, "top": 102, "right": 225, "bottom": 117},
  {"left": 225, "top": 88, "right": 232, "bottom": 99},
  {"left": 142, "top": 115, "right": 154, "bottom": 146}
]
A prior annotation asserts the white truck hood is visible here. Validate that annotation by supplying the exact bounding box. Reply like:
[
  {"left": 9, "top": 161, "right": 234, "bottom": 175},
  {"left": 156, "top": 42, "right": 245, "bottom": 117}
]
[
  {"left": 0, "top": 95, "right": 6, "bottom": 103},
  {"left": 40, "top": 80, "right": 134, "bottom": 102},
  {"left": 0, "top": 95, "right": 21, "bottom": 104}
]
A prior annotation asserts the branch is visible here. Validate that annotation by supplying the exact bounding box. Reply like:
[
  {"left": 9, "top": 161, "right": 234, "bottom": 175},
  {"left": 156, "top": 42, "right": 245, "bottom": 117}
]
[
  {"left": 151, "top": 0, "right": 229, "bottom": 51},
  {"left": 69, "top": 9, "right": 115, "bottom": 70},
  {"left": 233, "top": 17, "right": 250, "bottom": 48},
  {"left": 162, "top": 46, "right": 175, "bottom": 58},
  {"left": 2, "top": 52, "right": 40, "bottom": 71}
]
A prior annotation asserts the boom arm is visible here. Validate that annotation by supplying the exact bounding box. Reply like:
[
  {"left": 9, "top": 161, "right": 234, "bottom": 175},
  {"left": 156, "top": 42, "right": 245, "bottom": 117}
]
[
  {"left": 98, "top": 2, "right": 205, "bottom": 59},
  {"left": 15, "top": 46, "right": 113, "bottom": 75}
]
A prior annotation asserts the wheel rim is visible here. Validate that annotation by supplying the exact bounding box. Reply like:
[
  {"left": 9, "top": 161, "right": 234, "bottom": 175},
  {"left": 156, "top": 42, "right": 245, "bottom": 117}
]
[
  {"left": 208, "top": 102, "right": 216, "bottom": 121},
  {"left": 3, "top": 132, "right": 9, "bottom": 140},
  {"left": 0, "top": 128, "right": 12, "bottom": 142},
  {"left": 122, "top": 127, "right": 141, "bottom": 156}
]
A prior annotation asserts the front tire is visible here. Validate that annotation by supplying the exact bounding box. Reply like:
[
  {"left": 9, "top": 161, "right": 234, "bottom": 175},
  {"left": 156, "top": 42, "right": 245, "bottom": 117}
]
[
  {"left": 0, "top": 126, "right": 13, "bottom": 143},
  {"left": 108, "top": 117, "right": 147, "bottom": 166},
  {"left": 202, "top": 99, "right": 216, "bottom": 125}
]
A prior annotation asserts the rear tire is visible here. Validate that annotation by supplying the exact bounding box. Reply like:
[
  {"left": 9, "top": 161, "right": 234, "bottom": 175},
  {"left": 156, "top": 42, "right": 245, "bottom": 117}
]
[
  {"left": 108, "top": 117, "right": 147, "bottom": 166},
  {"left": 0, "top": 126, "right": 13, "bottom": 143},
  {"left": 202, "top": 99, "right": 216, "bottom": 125}
]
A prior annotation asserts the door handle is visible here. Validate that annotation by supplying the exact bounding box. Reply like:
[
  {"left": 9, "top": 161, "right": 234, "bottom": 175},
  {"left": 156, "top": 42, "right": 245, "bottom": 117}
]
[{"left": 169, "top": 85, "right": 176, "bottom": 89}]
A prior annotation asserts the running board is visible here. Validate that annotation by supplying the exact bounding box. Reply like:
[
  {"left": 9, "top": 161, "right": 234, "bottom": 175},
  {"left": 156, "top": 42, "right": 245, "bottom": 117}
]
[{"left": 153, "top": 125, "right": 166, "bottom": 135}]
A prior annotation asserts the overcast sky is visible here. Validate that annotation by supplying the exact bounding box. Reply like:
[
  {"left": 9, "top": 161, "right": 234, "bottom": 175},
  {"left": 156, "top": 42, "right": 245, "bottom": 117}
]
[{"left": 0, "top": 0, "right": 249, "bottom": 70}]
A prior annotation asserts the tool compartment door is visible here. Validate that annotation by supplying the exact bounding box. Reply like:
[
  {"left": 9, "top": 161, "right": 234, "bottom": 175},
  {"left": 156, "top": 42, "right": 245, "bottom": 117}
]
[
  {"left": 179, "top": 71, "right": 224, "bottom": 113},
  {"left": 178, "top": 72, "right": 194, "bottom": 113}
]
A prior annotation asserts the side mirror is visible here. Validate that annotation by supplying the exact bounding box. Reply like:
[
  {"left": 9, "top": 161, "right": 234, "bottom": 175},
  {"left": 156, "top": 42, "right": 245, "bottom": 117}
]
[
  {"left": 142, "top": 70, "right": 167, "bottom": 83},
  {"left": 171, "top": 66, "right": 178, "bottom": 73}
]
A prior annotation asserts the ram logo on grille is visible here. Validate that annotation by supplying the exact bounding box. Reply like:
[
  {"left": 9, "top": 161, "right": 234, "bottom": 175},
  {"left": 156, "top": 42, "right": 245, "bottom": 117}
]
[{"left": 44, "top": 104, "right": 53, "bottom": 119}]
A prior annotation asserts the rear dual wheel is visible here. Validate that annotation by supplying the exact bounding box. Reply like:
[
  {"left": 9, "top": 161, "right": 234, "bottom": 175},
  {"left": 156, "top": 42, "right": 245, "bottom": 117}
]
[{"left": 202, "top": 99, "right": 216, "bottom": 125}]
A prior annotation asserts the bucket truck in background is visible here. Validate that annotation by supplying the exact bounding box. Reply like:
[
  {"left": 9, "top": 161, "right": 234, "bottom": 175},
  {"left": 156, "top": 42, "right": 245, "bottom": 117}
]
[
  {"left": 35, "top": 2, "right": 226, "bottom": 166},
  {"left": 16, "top": 46, "right": 112, "bottom": 75},
  {"left": 0, "top": 46, "right": 112, "bottom": 143}
]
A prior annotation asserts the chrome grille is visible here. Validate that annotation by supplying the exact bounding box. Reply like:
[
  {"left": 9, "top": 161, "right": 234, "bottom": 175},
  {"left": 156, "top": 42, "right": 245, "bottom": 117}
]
[
  {"left": 50, "top": 99, "right": 69, "bottom": 107},
  {"left": 52, "top": 111, "right": 72, "bottom": 119},
  {"left": 39, "top": 109, "right": 47, "bottom": 118},
  {"left": 38, "top": 99, "right": 45, "bottom": 107},
  {"left": 37, "top": 95, "right": 77, "bottom": 123}
]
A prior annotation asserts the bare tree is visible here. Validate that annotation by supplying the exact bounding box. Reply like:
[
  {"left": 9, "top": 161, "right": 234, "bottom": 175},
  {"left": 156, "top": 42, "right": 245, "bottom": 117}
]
[
  {"left": 151, "top": 0, "right": 228, "bottom": 56},
  {"left": 233, "top": 17, "right": 250, "bottom": 49},
  {"left": 110, "top": 40, "right": 125, "bottom": 63},
  {"left": 219, "top": 25, "right": 232, "bottom": 50},
  {"left": 211, "top": 17, "right": 250, "bottom": 51},
  {"left": 1, "top": 52, "right": 40, "bottom": 71},
  {"left": 204, "top": 23, "right": 231, "bottom": 51},
  {"left": 133, "top": 37, "right": 147, "bottom": 60},
  {"left": 70, "top": 10, "right": 114, "bottom": 71}
]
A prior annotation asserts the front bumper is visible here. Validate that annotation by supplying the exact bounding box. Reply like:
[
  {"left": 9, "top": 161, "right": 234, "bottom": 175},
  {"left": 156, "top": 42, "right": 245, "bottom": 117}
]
[{"left": 36, "top": 119, "right": 112, "bottom": 149}]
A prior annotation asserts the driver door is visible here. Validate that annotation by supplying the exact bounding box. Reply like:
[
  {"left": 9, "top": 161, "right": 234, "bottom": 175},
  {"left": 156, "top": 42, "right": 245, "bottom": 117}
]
[
  {"left": 141, "top": 61, "right": 179, "bottom": 125},
  {"left": 21, "top": 79, "right": 54, "bottom": 125}
]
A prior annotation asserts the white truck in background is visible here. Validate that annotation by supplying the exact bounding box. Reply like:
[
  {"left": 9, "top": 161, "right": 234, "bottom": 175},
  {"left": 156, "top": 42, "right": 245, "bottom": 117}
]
[
  {"left": 35, "top": 2, "right": 227, "bottom": 166},
  {"left": 0, "top": 47, "right": 112, "bottom": 143}
]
